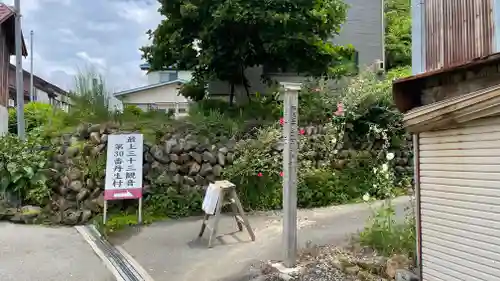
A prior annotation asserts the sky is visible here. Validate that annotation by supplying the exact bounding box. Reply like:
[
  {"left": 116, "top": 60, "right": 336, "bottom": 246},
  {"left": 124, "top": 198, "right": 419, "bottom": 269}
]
[{"left": 4, "top": 0, "right": 164, "bottom": 93}]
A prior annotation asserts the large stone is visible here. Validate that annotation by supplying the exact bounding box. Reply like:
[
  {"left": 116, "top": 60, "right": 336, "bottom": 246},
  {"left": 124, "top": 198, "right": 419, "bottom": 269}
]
[
  {"left": 213, "top": 164, "right": 223, "bottom": 177},
  {"left": 156, "top": 171, "right": 173, "bottom": 184},
  {"left": 217, "top": 152, "right": 226, "bottom": 166},
  {"left": 88, "top": 124, "right": 101, "bottom": 133},
  {"left": 69, "top": 180, "right": 83, "bottom": 192},
  {"left": 184, "top": 140, "right": 198, "bottom": 151},
  {"left": 179, "top": 153, "right": 191, "bottom": 164},
  {"left": 165, "top": 139, "right": 178, "bottom": 154},
  {"left": 151, "top": 145, "right": 170, "bottom": 164},
  {"left": 168, "top": 162, "right": 179, "bottom": 173},
  {"left": 62, "top": 210, "right": 81, "bottom": 225},
  {"left": 218, "top": 147, "right": 229, "bottom": 155},
  {"left": 67, "top": 168, "right": 82, "bottom": 181},
  {"left": 100, "top": 134, "right": 108, "bottom": 143},
  {"left": 226, "top": 153, "right": 235, "bottom": 164},
  {"left": 65, "top": 146, "right": 79, "bottom": 158},
  {"left": 203, "top": 151, "right": 217, "bottom": 164},
  {"left": 169, "top": 154, "right": 180, "bottom": 164},
  {"left": 172, "top": 173, "right": 182, "bottom": 184},
  {"left": 80, "top": 209, "right": 92, "bottom": 223},
  {"left": 386, "top": 255, "right": 411, "bottom": 279},
  {"left": 92, "top": 144, "right": 106, "bottom": 156},
  {"left": 90, "top": 132, "right": 101, "bottom": 144},
  {"left": 184, "top": 176, "right": 196, "bottom": 186},
  {"left": 195, "top": 175, "right": 205, "bottom": 186},
  {"left": 190, "top": 151, "right": 202, "bottom": 163},
  {"left": 189, "top": 162, "right": 201, "bottom": 176},
  {"left": 76, "top": 189, "right": 90, "bottom": 201},
  {"left": 200, "top": 163, "right": 213, "bottom": 177}
]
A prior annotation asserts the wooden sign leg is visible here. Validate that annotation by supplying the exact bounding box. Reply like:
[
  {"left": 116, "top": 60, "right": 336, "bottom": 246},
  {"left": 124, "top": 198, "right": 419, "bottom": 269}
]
[
  {"left": 230, "top": 189, "right": 256, "bottom": 241},
  {"left": 208, "top": 196, "right": 224, "bottom": 248},
  {"left": 230, "top": 199, "right": 243, "bottom": 232},
  {"left": 198, "top": 214, "right": 210, "bottom": 238}
]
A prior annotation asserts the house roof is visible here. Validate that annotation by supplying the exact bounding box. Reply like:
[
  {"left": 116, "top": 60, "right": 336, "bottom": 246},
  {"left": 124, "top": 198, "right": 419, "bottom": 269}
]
[
  {"left": 113, "top": 79, "right": 187, "bottom": 98},
  {"left": 402, "top": 84, "right": 500, "bottom": 133},
  {"left": 0, "top": 4, "right": 28, "bottom": 56},
  {"left": 8, "top": 63, "right": 68, "bottom": 98}
]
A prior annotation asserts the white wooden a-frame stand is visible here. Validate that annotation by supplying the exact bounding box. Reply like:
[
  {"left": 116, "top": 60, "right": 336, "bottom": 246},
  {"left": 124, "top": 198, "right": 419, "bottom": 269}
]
[{"left": 198, "top": 180, "right": 255, "bottom": 248}]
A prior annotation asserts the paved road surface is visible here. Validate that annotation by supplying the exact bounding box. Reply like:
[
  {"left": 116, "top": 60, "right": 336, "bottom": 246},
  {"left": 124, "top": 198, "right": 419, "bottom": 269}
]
[
  {"left": 0, "top": 197, "right": 410, "bottom": 281},
  {"left": 0, "top": 223, "right": 114, "bottom": 281},
  {"left": 112, "top": 197, "right": 410, "bottom": 281}
]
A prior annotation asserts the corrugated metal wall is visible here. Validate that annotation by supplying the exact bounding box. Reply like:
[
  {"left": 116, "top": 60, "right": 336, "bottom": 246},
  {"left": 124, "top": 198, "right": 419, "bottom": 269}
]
[
  {"left": 419, "top": 117, "right": 500, "bottom": 281},
  {"left": 425, "top": 0, "right": 495, "bottom": 71}
]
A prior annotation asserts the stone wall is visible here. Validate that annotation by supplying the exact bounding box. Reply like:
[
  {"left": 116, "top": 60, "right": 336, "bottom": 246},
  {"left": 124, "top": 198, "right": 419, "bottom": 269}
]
[{"left": 1, "top": 121, "right": 413, "bottom": 225}]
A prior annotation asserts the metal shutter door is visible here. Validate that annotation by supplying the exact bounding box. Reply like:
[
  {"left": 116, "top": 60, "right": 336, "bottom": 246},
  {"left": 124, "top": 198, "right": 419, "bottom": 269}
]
[{"left": 419, "top": 117, "right": 500, "bottom": 281}]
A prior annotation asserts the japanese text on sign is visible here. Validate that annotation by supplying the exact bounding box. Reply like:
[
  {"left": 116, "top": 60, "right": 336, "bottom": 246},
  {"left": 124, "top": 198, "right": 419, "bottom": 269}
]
[{"left": 104, "top": 134, "right": 143, "bottom": 200}]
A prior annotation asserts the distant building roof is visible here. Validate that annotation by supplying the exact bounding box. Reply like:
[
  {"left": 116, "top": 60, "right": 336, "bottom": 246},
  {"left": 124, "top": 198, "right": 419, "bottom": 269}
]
[
  {"left": 139, "top": 63, "right": 178, "bottom": 71},
  {"left": 114, "top": 79, "right": 187, "bottom": 98},
  {"left": 0, "top": 4, "right": 27, "bottom": 56},
  {"left": 8, "top": 63, "right": 68, "bottom": 98}
]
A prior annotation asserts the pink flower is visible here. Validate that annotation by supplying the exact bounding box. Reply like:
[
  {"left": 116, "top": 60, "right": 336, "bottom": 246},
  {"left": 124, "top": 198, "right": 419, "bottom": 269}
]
[
  {"left": 299, "top": 129, "right": 305, "bottom": 135},
  {"left": 279, "top": 118, "right": 284, "bottom": 125},
  {"left": 280, "top": 171, "right": 284, "bottom": 177},
  {"left": 257, "top": 172, "right": 263, "bottom": 177},
  {"left": 334, "top": 102, "right": 344, "bottom": 116}
]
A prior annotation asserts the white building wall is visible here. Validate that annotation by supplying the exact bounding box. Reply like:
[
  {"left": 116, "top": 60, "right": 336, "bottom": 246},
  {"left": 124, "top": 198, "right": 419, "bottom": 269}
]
[
  {"left": 34, "top": 88, "right": 50, "bottom": 103},
  {"left": 0, "top": 105, "right": 7, "bottom": 136},
  {"left": 119, "top": 82, "right": 190, "bottom": 118}
]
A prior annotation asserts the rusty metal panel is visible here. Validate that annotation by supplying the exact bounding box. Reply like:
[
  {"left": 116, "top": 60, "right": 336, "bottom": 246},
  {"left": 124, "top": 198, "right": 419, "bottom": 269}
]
[{"left": 425, "top": 0, "right": 494, "bottom": 72}]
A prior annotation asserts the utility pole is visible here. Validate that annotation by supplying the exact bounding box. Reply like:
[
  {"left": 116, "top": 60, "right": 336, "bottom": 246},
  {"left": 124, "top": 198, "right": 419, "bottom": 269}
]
[
  {"left": 281, "top": 82, "right": 300, "bottom": 268},
  {"left": 30, "top": 30, "right": 34, "bottom": 102},
  {"left": 15, "top": 0, "right": 25, "bottom": 140}
]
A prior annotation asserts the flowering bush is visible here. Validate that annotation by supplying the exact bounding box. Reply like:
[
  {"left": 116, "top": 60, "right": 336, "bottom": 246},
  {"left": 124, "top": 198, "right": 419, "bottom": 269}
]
[{"left": 224, "top": 68, "right": 412, "bottom": 210}]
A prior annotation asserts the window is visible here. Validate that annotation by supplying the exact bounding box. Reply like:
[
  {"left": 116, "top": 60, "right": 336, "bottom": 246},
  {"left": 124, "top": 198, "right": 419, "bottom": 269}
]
[
  {"left": 159, "top": 71, "right": 178, "bottom": 82},
  {"left": 178, "top": 107, "right": 187, "bottom": 113}
]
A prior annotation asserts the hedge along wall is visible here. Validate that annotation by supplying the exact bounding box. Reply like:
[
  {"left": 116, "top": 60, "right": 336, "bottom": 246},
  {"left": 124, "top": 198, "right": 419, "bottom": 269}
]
[{"left": 36, "top": 114, "right": 412, "bottom": 226}]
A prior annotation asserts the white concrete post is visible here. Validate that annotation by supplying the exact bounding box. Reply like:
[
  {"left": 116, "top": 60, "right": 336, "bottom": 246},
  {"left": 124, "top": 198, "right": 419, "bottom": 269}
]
[{"left": 280, "top": 82, "right": 301, "bottom": 268}]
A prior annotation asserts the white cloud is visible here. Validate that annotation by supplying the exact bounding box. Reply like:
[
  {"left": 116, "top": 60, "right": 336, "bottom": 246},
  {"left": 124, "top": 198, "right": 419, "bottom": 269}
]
[
  {"left": 76, "top": 51, "right": 106, "bottom": 69},
  {"left": 3, "top": 0, "right": 163, "bottom": 92}
]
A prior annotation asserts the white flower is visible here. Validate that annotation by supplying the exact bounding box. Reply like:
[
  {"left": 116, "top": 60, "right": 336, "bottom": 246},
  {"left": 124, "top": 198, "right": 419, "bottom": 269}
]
[
  {"left": 363, "top": 193, "right": 370, "bottom": 202},
  {"left": 386, "top": 152, "right": 395, "bottom": 161},
  {"left": 373, "top": 167, "right": 378, "bottom": 174},
  {"left": 382, "top": 163, "right": 389, "bottom": 172}
]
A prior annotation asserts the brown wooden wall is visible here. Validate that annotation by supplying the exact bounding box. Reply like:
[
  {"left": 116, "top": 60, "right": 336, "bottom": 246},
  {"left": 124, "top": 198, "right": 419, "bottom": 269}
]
[
  {"left": 0, "top": 27, "right": 8, "bottom": 108},
  {"left": 425, "top": 0, "right": 495, "bottom": 72}
]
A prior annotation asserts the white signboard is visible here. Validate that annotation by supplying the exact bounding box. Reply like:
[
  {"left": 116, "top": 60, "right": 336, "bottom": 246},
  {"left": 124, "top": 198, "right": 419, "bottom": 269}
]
[
  {"left": 202, "top": 183, "right": 221, "bottom": 215},
  {"left": 104, "top": 134, "right": 143, "bottom": 200}
]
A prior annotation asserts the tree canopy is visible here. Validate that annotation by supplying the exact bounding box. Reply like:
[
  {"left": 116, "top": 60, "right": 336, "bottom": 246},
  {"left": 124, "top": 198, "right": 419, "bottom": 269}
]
[
  {"left": 385, "top": 0, "right": 411, "bottom": 70},
  {"left": 141, "top": 0, "right": 357, "bottom": 103}
]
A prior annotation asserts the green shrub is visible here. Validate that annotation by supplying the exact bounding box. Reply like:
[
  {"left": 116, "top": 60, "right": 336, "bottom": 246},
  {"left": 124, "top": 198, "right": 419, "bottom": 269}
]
[
  {"left": 0, "top": 131, "right": 52, "bottom": 206},
  {"left": 122, "top": 104, "right": 143, "bottom": 116},
  {"left": 8, "top": 102, "right": 67, "bottom": 134},
  {"left": 359, "top": 199, "right": 416, "bottom": 258},
  {"left": 179, "top": 80, "right": 206, "bottom": 101}
]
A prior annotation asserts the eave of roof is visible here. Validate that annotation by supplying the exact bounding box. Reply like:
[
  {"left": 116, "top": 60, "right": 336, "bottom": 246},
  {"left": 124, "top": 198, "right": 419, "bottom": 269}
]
[
  {"left": 403, "top": 83, "right": 500, "bottom": 133},
  {"left": 113, "top": 79, "right": 187, "bottom": 98}
]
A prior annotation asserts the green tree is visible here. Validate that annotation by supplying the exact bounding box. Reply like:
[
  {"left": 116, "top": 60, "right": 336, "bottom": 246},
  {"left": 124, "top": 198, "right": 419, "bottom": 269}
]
[
  {"left": 385, "top": 0, "right": 411, "bottom": 70},
  {"left": 141, "top": 0, "right": 356, "bottom": 105}
]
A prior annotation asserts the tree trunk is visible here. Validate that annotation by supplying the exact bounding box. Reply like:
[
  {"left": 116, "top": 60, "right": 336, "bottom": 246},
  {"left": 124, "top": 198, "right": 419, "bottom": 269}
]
[
  {"left": 241, "top": 66, "right": 250, "bottom": 101},
  {"left": 229, "top": 83, "right": 235, "bottom": 106}
]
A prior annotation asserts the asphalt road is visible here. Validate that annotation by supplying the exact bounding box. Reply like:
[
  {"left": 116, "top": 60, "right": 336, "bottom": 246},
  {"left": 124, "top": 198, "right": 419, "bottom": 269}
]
[
  {"left": 0, "top": 197, "right": 410, "bottom": 281},
  {"left": 112, "top": 196, "right": 410, "bottom": 281},
  {"left": 0, "top": 223, "right": 114, "bottom": 281}
]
